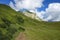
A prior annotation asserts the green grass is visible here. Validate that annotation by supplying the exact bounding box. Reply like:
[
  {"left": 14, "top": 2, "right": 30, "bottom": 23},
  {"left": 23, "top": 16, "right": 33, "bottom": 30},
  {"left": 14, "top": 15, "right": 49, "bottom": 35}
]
[
  {"left": 0, "top": 4, "right": 60, "bottom": 40},
  {"left": 0, "top": 4, "right": 25, "bottom": 40}
]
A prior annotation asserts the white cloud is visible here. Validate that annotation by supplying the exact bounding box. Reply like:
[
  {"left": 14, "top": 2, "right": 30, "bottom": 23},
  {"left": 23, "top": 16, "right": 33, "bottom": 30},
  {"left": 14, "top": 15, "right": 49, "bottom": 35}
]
[
  {"left": 9, "top": 1, "right": 18, "bottom": 11},
  {"left": 9, "top": 0, "right": 43, "bottom": 11},
  {"left": 9, "top": 0, "right": 60, "bottom": 22},
  {"left": 36, "top": 3, "right": 60, "bottom": 21}
]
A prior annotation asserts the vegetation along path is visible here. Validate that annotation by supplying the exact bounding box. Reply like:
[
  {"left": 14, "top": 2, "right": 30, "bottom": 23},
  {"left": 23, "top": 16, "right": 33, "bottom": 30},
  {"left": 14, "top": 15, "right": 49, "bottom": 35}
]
[{"left": 15, "top": 32, "right": 26, "bottom": 40}]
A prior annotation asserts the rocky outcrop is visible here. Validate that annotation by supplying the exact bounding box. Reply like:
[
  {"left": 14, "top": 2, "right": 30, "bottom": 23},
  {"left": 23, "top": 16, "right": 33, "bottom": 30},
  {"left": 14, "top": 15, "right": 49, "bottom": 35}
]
[{"left": 23, "top": 11, "right": 41, "bottom": 21}]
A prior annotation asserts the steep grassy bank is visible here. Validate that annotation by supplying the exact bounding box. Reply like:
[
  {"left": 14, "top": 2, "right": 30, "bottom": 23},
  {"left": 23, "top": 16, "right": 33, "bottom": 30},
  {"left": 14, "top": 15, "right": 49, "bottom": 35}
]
[
  {"left": 0, "top": 4, "right": 25, "bottom": 40},
  {"left": 0, "top": 4, "right": 60, "bottom": 40}
]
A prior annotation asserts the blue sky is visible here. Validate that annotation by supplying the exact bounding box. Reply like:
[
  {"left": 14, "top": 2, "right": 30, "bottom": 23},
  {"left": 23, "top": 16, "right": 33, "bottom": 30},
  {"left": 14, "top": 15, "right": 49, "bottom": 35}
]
[
  {"left": 37, "top": 0, "right": 60, "bottom": 11},
  {"left": 0, "top": 0, "right": 60, "bottom": 11},
  {"left": 0, "top": 0, "right": 60, "bottom": 21},
  {"left": 0, "top": 0, "right": 10, "bottom": 5}
]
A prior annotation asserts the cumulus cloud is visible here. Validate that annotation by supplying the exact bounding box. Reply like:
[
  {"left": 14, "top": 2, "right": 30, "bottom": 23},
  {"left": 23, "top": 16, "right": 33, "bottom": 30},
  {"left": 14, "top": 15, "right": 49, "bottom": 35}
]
[
  {"left": 9, "top": 0, "right": 44, "bottom": 11},
  {"left": 37, "top": 3, "right": 60, "bottom": 21},
  {"left": 9, "top": 1, "right": 18, "bottom": 11},
  {"left": 9, "top": 0, "right": 60, "bottom": 21}
]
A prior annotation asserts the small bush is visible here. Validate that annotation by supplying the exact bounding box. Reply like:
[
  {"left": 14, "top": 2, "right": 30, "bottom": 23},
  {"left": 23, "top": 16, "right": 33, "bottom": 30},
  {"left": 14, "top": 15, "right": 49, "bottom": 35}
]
[
  {"left": 16, "top": 15, "right": 24, "bottom": 24},
  {"left": 1, "top": 18, "right": 11, "bottom": 26},
  {"left": 0, "top": 24, "right": 7, "bottom": 28},
  {"left": 19, "top": 27, "right": 25, "bottom": 31}
]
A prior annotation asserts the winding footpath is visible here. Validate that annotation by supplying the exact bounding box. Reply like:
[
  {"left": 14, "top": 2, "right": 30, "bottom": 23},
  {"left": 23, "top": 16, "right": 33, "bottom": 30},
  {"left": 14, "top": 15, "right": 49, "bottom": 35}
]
[{"left": 15, "top": 32, "right": 26, "bottom": 40}]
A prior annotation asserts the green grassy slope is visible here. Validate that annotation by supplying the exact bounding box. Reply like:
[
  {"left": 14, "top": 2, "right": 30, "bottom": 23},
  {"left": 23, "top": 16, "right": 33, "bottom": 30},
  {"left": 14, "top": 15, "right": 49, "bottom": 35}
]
[
  {"left": 0, "top": 4, "right": 60, "bottom": 40},
  {"left": 0, "top": 4, "right": 25, "bottom": 40}
]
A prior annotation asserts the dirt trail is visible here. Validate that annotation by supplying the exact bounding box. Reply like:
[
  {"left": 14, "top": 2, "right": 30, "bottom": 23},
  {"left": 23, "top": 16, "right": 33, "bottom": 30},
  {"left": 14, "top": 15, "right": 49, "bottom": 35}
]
[{"left": 15, "top": 32, "right": 26, "bottom": 40}]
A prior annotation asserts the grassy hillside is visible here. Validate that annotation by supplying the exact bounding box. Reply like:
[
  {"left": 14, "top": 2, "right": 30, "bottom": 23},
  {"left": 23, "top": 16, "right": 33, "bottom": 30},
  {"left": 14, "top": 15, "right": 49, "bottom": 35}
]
[
  {"left": 0, "top": 4, "right": 25, "bottom": 40},
  {"left": 0, "top": 4, "right": 60, "bottom": 40}
]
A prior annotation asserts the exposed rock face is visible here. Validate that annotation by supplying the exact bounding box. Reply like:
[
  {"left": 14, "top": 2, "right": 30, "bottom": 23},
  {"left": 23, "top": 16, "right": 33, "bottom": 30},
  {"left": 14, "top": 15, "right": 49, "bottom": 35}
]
[{"left": 23, "top": 11, "right": 41, "bottom": 21}]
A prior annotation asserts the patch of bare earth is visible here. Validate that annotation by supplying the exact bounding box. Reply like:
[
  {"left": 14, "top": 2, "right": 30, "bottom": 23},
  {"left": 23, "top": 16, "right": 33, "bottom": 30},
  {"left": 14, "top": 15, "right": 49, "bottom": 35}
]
[{"left": 15, "top": 32, "right": 26, "bottom": 40}]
